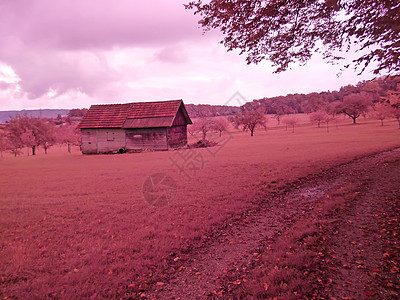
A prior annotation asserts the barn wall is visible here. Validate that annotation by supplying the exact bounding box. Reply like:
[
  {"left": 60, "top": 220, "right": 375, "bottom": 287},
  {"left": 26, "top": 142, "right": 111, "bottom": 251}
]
[
  {"left": 125, "top": 128, "right": 168, "bottom": 150},
  {"left": 81, "top": 129, "right": 98, "bottom": 154},
  {"left": 172, "top": 106, "right": 189, "bottom": 126},
  {"left": 96, "top": 129, "right": 126, "bottom": 153},
  {"left": 81, "top": 129, "right": 125, "bottom": 154},
  {"left": 167, "top": 125, "right": 187, "bottom": 148}
]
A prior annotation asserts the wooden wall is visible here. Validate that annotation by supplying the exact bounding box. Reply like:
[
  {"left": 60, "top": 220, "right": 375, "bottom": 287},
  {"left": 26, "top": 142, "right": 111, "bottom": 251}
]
[
  {"left": 81, "top": 129, "right": 125, "bottom": 154},
  {"left": 81, "top": 124, "right": 188, "bottom": 154},
  {"left": 167, "top": 125, "right": 187, "bottom": 148},
  {"left": 172, "top": 106, "right": 189, "bottom": 126},
  {"left": 125, "top": 128, "right": 168, "bottom": 151}
]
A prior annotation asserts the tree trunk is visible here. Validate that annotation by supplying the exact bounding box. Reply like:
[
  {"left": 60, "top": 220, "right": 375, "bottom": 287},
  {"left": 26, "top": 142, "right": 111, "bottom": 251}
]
[
  {"left": 381, "top": 119, "right": 384, "bottom": 126},
  {"left": 68, "top": 143, "right": 71, "bottom": 154},
  {"left": 352, "top": 117, "right": 357, "bottom": 124},
  {"left": 250, "top": 129, "right": 254, "bottom": 136},
  {"left": 45, "top": 147, "right": 48, "bottom": 154},
  {"left": 318, "top": 122, "right": 320, "bottom": 128},
  {"left": 32, "top": 145, "right": 36, "bottom": 156},
  {"left": 27, "top": 147, "right": 29, "bottom": 156}
]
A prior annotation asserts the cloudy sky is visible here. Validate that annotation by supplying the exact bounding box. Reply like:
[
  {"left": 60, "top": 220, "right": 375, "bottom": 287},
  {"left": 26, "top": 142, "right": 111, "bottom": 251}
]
[{"left": 0, "top": 0, "right": 377, "bottom": 111}]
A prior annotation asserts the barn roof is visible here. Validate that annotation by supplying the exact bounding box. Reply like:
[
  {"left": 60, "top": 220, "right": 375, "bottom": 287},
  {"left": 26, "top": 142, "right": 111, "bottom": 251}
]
[{"left": 78, "top": 99, "right": 192, "bottom": 129}]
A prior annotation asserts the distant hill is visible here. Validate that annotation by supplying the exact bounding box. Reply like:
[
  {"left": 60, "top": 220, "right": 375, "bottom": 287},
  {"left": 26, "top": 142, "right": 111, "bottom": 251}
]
[
  {"left": 0, "top": 109, "right": 70, "bottom": 123},
  {"left": 0, "top": 104, "right": 242, "bottom": 123}
]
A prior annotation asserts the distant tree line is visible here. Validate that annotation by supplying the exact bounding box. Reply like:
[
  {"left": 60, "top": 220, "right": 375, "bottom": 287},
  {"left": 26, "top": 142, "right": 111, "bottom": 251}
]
[
  {"left": 185, "top": 104, "right": 241, "bottom": 118},
  {"left": 190, "top": 76, "right": 400, "bottom": 138},
  {"left": 0, "top": 116, "right": 80, "bottom": 158}
]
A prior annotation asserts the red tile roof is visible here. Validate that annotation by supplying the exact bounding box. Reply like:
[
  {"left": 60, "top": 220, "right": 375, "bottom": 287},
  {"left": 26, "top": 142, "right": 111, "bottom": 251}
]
[
  {"left": 127, "top": 100, "right": 182, "bottom": 118},
  {"left": 78, "top": 103, "right": 133, "bottom": 128},
  {"left": 78, "top": 99, "right": 190, "bottom": 129}
]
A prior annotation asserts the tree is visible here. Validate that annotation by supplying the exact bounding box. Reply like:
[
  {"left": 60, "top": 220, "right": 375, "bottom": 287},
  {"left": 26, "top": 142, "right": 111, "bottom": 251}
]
[
  {"left": 388, "top": 91, "right": 400, "bottom": 128},
  {"left": 283, "top": 117, "right": 298, "bottom": 133},
  {"left": 5, "top": 116, "right": 25, "bottom": 157},
  {"left": 190, "top": 117, "right": 216, "bottom": 141},
  {"left": 324, "top": 114, "right": 336, "bottom": 133},
  {"left": 338, "top": 92, "right": 372, "bottom": 124},
  {"left": 68, "top": 108, "right": 88, "bottom": 118},
  {"left": 271, "top": 101, "right": 295, "bottom": 125},
  {"left": 5, "top": 116, "right": 57, "bottom": 156},
  {"left": 33, "top": 119, "right": 57, "bottom": 154},
  {"left": 230, "top": 108, "right": 267, "bottom": 136},
  {"left": 211, "top": 117, "right": 229, "bottom": 137},
  {"left": 372, "top": 103, "right": 391, "bottom": 126},
  {"left": 391, "top": 105, "right": 400, "bottom": 129},
  {"left": 186, "top": 0, "right": 399, "bottom": 75},
  {"left": 310, "top": 110, "right": 328, "bottom": 128},
  {"left": 0, "top": 130, "right": 9, "bottom": 158},
  {"left": 57, "top": 124, "right": 80, "bottom": 153},
  {"left": 326, "top": 101, "right": 342, "bottom": 117}
]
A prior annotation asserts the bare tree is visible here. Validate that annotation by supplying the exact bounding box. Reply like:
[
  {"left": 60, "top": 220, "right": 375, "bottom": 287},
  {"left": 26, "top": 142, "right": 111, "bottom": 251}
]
[
  {"left": 211, "top": 117, "right": 229, "bottom": 137},
  {"left": 283, "top": 117, "right": 298, "bottom": 133},
  {"left": 190, "top": 117, "right": 216, "bottom": 141},
  {"left": 324, "top": 115, "right": 336, "bottom": 133}
]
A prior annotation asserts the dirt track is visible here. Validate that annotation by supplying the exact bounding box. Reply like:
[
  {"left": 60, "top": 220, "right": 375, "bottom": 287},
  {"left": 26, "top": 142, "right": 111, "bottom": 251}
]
[{"left": 146, "top": 148, "right": 400, "bottom": 299}]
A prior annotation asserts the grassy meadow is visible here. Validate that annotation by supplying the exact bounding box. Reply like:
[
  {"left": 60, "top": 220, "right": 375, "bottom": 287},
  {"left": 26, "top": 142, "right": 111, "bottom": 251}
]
[{"left": 1, "top": 114, "right": 399, "bottom": 298}]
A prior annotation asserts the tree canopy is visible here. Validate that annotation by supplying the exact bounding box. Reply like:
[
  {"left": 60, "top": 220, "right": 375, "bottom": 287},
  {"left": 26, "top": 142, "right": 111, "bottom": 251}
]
[{"left": 186, "top": 0, "right": 400, "bottom": 74}]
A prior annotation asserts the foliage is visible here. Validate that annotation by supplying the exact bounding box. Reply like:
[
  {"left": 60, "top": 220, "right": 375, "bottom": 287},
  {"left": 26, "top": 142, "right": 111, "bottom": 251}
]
[
  {"left": 387, "top": 91, "right": 400, "bottom": 128},
  {"left": 283, "top": 117, "right": 298, "bottom": 133},
  {"left": 186, "top": 0, "right": 400, "bottom": 74},
  {"left": 68, "top": 108, "right": 88, "bottom": 118},
  {"left": 229, "top": 108, "right": 267, "bottom": 136},
  {"left": 310, "top": 110, "right": 328, "bottom": 128},
  {"left": 372, "top": 102, "right": 392, "bottom": 126},
  {"left": 0, "top": 130, "right": 9, "bottom": 158},
  {"left": 185, "top": 104, "right": 241, "bottom": 118},
  {"left": 56, "top": 124, "right": 80, "bottom": 153},
  {"left": 5, "top": 116, "right": 57, "bottom": 156},
  {"left": 190, "top": 117, "right": 216, "bottom": 140},
  {"left": 211, "top": 117, "right": 229, "bottom": 136},
  {"left": 337, "top": 92, "right": 372, "bottom": 124}
]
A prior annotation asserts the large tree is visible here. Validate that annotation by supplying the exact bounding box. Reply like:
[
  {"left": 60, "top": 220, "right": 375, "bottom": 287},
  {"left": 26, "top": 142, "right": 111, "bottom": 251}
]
[
  {"left": 6, "top": 116, "right": 56, "bottom": 155},
  {"left": 229, "top": 108, "right": 267, "bottom": 136},
  {"left": 186, "top": 0, "right": 399, "bottom": 74},
  {"left": 57, "top": 124, "right": 80, "bottom": 153},
  {"left": 338, "top": 92, "right": 372, "bottom": 124}
]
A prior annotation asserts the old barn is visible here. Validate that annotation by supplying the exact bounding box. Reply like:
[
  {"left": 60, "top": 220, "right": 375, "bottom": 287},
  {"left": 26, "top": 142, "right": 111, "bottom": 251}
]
[{"left": 78, "top": 99, "right": 192, "bottom": 154}]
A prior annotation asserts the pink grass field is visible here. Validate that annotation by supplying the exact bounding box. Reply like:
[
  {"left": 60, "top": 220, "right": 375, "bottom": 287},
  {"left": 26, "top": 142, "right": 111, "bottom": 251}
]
[{"left": 1, "top": 115, "right": 400, "bottom": 298}]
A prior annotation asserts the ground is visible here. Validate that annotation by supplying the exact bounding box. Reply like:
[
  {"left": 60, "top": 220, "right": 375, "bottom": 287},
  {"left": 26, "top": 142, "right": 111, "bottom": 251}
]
[{"left": 0, "top": 115, "right": 399, "bottom": 299}]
